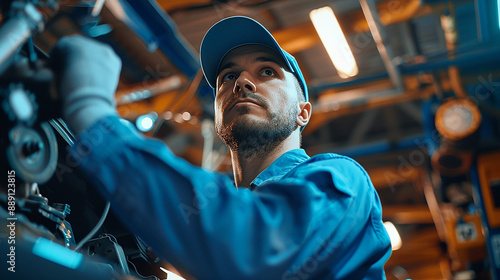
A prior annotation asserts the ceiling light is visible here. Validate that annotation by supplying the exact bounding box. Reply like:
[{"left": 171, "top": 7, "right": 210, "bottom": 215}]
[
  {"left": 182, "top": 112, "right": 192, "bottom": 121},
  {"left": 384, "top": 221, "right": 402, "bottom": 251},
  {"left": 310, "top": 6, "right": 358, "bottom": 79}
]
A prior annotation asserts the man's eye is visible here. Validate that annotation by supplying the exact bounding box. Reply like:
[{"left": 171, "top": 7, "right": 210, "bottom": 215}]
[
  {"left": 222, "top": 73, "right": 238, "bottom": 82},
  {"left": 261, "top": 69, "right": 275, "bottom": 77}
]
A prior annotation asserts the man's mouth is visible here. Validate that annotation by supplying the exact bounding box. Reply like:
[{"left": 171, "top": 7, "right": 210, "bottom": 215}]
[{"left": 228, "top": 97, "right": 263, "bottom": 112}]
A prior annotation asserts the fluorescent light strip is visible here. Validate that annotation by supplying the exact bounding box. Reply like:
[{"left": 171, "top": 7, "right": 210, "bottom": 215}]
[
  {"left": 498, "top": 0, "right": 500, "bottom": 30},
  {"left": 310, "top": 6, "right": 358, "bottom": 79}
]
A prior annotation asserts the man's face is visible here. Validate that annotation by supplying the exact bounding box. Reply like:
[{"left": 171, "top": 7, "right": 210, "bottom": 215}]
[{"left": 213, "top": 45, "right": 302, "bottom": 152}]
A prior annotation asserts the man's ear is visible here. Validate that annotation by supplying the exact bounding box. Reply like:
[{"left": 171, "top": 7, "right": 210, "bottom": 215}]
[{"left": 296, "top": 101, "right": 312, "bottom": 128}]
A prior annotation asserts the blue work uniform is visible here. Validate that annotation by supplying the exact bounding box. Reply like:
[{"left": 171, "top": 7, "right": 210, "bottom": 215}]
[{"left": 69, "top": 116, "right": 392, "bottom": 280}]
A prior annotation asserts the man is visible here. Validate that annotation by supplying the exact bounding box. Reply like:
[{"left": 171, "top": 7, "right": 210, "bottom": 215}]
[{"left": 51, "top": 16, "right": 392, "bottom": 279}]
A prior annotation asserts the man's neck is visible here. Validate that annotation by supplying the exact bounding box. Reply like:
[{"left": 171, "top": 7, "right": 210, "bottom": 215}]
[{"left": 230, "top": 131, "right": 300, "bottom": 188}]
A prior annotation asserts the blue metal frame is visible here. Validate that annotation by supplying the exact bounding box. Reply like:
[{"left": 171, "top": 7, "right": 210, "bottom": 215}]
[
  {"left": 310, "top": 42, "right": 500, "bottom": 92},
  {"left": 120, "top": 0, "right": 200, "bottom": 79},
  {"left": 399, "top": 43, "right": 500, "bottom": 74},
  {"left": 312, "top": 73, "right": 389, "bottom": 93},
  {"left": 475, "top": 0, "right": 490, "bottom": 43},
  {"left": 470, "top": 166, "right": 500, "bottom": 280},
  {"left": 311, "top": 0, "right": 500, "bottom": 93},
  {"left": 331, "top": 135, "right": 428, "bottom": 158}
]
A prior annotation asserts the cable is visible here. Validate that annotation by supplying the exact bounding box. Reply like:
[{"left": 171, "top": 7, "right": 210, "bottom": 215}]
[
  {"left": 49, "top": 119, "right": 75, "bottom": 146},
  {"left": 30, "top": 182, "right": 40, "bottom": 195},
  {"left": 127, "top": 259, "right": 159, "bottom": 280},
  {"left": 100, "top": 232, "right": 118, "bottom": 243},
  {"left": 56, "top": 118, "right": 76, "bottom": 139},
  {"left": 74, "top": 201, "right": 111, "bottom": 251}
]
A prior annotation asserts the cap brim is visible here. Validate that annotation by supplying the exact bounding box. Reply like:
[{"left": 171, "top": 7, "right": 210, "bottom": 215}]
[{"left": 200, "top": 16, "right": 293, "bottom": 89}]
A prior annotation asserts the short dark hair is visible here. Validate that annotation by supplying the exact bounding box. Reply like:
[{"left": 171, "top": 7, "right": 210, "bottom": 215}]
[{"left": 294, "top": 76, "right": 305, "bottom": 102}]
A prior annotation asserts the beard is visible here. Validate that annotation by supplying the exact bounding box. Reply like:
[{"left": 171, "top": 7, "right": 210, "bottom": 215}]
[{"left": 216, "top": 100, "right": 299, "bottom": 159}]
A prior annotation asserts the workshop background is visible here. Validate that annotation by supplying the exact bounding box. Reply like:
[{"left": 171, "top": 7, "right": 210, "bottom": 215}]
[{"left": 1, "top": 0, "right": 500, "bottom": 279}]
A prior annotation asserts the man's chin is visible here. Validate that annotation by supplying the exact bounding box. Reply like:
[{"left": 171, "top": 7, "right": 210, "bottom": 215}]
[
  {"left": 230, "top": 116, "right": 269, "bottom": 132},
  {"left": 217, "top": 108, "right": 297, "bottom": 154},
  {"left": 223, "top": 112, "right": 263, "bottom": 126}
]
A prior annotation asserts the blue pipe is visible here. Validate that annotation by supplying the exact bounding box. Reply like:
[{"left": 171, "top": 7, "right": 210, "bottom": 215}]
[
  {"left": 470, "top": 166, "right": 500, "bottom": 280},
  {"left": 123, "top": 0, "right": 200, "bottom": 79},
  {"left": 475, "top": 0, "right": 490, "bottom": 43},
  {"left": 311, "top": 42, "right": 500, "bottom": 93},
  {"left": 331, "top": 135, "right": 428, "bottom": 158},
  {"left": 399, "top": 43, "right": 500, "bottom": 74},
  {"left": 311, "top": 73, "right": 389, "bottom": 93}
]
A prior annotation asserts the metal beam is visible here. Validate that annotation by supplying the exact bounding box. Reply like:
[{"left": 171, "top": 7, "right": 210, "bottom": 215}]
[
  {"left": 360, "top": 0, "right": 404, "bottom": 90},
  {"left": 347, "top": 109, "right": 380, "bottom": 146},
  {"left": 122, "top": 0, "right": 200, "bottom": 78},
  {"left": 399, "top": 102, "right": 423, "bottom": 123}
]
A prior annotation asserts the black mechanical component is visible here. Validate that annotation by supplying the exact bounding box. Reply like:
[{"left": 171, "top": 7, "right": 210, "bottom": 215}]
[
  {"left": 0, "top": 2, "right": 172, "bottom": 279},
  {"left": 13, "top": 193, "right": 76, "bottom": 247},
  {"left": 6, "top": 123, "right": 58, "bottom": 184},
  {"left": 0, "top": 1, "right": 45, "bottom": 74},
  {"left": 84, "top": 234, "right": 131, "bottom": 276},
  {"left": 432, "top": 98, "right": 482, "bottom": 176},
  {"left": 1, "top": 84, "right": 38, "bottom": 125},
  {"left": 83, "top": 234, "right": 168, "bottom": 280},
  {"left": 125, "top": 236, "right": 166, "bottom": 280}
]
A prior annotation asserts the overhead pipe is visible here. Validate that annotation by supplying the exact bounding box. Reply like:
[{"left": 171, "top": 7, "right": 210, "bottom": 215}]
[
  {"left": 397, "top": 44, "right": 500, "bottom": 74},
  {"left": 116, "top": 75, "right": 183, "bottom": 105},
  {"left": 110, "top": 0, "right": 200, "bottom": 78},
  {"left": 305, "top": 84, "right": 436, "bottom": 134}
]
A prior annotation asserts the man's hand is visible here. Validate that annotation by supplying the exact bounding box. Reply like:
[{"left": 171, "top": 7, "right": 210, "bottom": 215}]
[{"left": 50, "top": 35, "right": 122, "bottom": 135}]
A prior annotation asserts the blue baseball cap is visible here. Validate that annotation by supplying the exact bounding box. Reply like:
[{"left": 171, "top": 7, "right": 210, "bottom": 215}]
[{"left": 200, "top": 16, "right": 308, "bottom": 102}]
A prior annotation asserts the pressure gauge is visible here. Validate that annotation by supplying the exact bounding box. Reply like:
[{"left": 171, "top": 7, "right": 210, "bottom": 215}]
[{"left": 435, "top": 98, "right": 481, "bottom": 141}]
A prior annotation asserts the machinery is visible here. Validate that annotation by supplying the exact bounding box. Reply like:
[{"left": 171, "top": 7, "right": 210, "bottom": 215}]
[{"left": 0, "top": 1, "right": 178, "bottom": 279}]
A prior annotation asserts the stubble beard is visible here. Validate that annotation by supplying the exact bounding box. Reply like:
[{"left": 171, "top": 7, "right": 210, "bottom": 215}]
[{"left": 216, "top": 104, "right": 298, "bottom": 160}]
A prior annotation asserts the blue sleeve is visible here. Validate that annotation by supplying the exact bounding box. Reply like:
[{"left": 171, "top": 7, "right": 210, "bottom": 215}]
[{"left": 69, "top": 116, "right": 390, "bottom": 280}]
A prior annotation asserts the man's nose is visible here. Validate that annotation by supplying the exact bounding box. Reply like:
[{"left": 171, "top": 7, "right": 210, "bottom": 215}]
[{"left": 233, "top": 71, "right": 256, "bottom": 94}]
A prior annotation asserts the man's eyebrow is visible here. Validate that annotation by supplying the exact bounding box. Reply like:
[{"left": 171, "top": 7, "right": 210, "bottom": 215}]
[
  {"left": 255, "top": 56, "right": 285, "bottom": 67},
  {"left": 217, "top": 56, "right": 285, "bottom": 76},
  {"left": 217, "top": 62, "right": 235, "bottom": 76}
]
